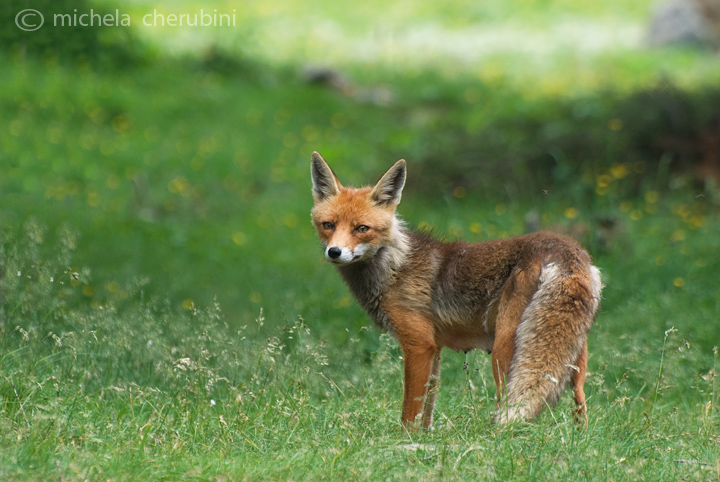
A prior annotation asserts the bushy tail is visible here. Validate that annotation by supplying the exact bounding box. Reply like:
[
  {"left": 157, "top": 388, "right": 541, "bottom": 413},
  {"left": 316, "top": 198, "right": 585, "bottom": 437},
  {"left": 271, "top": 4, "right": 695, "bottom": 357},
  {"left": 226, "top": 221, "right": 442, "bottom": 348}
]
[{"left": 496, "top": 263, "right": 602, "bottom": 424}]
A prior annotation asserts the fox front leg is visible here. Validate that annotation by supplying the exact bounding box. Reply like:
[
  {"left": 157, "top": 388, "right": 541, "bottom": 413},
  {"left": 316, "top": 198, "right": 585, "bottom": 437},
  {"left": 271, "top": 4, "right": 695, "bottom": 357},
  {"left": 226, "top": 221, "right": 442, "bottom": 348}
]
[
  {"left": 400, "top": 344, "right": 439, "bottom": 429},
  {"left": 392, "top": 312, "right": 439, "bottom": 430}
]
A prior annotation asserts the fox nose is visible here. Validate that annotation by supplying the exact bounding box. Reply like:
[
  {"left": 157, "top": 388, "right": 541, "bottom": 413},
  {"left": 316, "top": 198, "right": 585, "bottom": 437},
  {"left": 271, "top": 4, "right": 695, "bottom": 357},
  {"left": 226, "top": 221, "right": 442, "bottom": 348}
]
[{"left": 327, "top": 247, "right": 342, "bottom": 259}]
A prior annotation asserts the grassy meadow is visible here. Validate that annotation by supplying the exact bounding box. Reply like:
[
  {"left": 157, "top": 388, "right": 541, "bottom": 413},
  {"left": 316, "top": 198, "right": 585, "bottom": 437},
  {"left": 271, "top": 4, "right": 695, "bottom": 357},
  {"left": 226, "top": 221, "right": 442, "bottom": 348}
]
[{"left": 2, "top": 0, "right": 720, "bottom": 480}]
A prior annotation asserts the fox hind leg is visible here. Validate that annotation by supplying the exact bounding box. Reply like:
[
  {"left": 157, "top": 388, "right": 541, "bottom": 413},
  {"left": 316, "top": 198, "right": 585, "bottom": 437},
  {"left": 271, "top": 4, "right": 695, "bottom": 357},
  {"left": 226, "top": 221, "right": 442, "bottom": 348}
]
[
  {"left": 498, "top": 266, "right": 598, "bottom": 425},
  {"left": 491, "top": 265, "right": 542, "bottom": 423},
  {"left": 572, "top": 339, "right": 589, "bottom": 425}
]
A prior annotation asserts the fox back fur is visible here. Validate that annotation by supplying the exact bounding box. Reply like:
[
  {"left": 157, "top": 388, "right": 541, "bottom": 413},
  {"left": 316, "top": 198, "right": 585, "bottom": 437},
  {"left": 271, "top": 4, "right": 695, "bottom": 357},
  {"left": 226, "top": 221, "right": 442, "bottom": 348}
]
[{"left": 310, "top": 152, "right": 603, "bottom": 428}]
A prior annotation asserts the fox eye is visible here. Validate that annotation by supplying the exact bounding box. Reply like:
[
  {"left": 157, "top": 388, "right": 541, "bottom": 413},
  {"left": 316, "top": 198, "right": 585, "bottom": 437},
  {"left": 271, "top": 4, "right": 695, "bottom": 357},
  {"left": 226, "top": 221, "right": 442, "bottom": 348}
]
[
  {"left": 355, "top": 225, "right": 370, "bottom": 234},
  {"left": 321, "top": 222, "right": 335, "bottom": 230}
]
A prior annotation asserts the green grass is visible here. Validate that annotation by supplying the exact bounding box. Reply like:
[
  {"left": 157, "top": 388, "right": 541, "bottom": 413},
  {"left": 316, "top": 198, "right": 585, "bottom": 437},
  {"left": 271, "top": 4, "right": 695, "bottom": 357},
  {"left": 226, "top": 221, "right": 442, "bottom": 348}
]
[
  {"left": 2, "top": 207, "right": 720, "bottom": 480},
  {"left": 2, "top": 0, "right": 720, "bottom": 479}
]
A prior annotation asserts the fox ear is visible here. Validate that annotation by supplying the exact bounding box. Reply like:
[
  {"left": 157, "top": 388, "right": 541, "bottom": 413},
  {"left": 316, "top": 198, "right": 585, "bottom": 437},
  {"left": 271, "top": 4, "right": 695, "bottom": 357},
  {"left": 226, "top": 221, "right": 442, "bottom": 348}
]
[
  {"left": 370, "top": 159, "right": 406, "bottom": 207},
  {"left": 311, "top": 151, "right": 342, "bottom": 201}
]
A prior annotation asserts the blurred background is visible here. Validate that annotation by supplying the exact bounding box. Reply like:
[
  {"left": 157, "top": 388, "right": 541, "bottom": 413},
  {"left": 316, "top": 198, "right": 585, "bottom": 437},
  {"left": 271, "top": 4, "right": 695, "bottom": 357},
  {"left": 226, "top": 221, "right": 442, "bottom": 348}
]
[{"left": 2, "top": 0, "right": 720, "bottom": 336}]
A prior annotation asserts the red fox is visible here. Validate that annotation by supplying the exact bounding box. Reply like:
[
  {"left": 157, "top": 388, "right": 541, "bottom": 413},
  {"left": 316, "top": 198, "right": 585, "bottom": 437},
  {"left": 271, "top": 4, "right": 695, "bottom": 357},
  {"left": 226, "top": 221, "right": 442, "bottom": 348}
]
[{"left": 310, "top": 152, "right": 602, "bottom": 428}]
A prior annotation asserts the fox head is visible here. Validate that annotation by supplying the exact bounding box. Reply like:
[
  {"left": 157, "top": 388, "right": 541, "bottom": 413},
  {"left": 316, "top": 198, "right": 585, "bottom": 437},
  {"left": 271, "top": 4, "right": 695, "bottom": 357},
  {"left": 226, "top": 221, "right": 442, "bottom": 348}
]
[{"left": 310, "top": 151, "right": 406, "bottom": 266}]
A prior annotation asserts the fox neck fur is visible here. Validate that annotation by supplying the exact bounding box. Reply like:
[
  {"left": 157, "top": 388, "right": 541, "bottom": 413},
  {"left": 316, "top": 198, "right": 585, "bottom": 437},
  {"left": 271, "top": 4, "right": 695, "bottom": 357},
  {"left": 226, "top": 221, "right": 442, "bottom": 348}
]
[{"left": 334, "top": 219, "right": 411, "bottom": 336}]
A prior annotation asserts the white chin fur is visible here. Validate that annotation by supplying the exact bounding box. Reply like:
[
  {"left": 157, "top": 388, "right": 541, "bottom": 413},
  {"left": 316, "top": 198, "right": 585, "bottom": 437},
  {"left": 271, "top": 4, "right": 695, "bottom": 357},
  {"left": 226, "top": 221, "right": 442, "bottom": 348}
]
[{"left": 326, "top": 244, "right": 373, "bottom": 264}]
